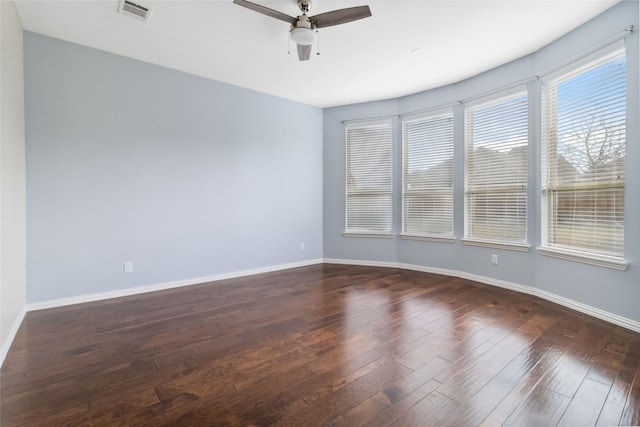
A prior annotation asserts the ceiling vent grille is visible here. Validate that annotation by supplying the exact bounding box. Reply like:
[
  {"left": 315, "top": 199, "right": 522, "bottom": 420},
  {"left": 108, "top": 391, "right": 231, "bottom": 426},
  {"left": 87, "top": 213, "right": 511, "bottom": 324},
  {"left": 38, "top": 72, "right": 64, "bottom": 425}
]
[{"left": 118, "top": 0, "right": 151, "bottom": 22}]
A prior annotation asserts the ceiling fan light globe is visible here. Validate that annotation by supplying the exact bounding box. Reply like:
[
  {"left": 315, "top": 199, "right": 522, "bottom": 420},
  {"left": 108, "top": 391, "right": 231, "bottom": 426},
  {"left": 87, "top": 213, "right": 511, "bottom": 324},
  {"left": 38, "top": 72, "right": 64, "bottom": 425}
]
[{"left": 290, "top": 27, "right": 315, "bottom": 45}]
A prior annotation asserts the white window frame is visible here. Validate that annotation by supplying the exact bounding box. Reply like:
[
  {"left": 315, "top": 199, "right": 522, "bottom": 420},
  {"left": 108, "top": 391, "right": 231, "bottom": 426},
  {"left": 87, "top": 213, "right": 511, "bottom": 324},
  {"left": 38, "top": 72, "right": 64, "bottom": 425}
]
[
  {"left": 344, "top": 119, "right": 394, "bottom": 237},
  {"left": 539, "top": 41, "right": 628, "bottom": 270},
  {"left": 463, "top": 86, "right": 530, "bottom": 252},
  {"left": 401, "top": 108, "right": 455, "bottom": 242}
]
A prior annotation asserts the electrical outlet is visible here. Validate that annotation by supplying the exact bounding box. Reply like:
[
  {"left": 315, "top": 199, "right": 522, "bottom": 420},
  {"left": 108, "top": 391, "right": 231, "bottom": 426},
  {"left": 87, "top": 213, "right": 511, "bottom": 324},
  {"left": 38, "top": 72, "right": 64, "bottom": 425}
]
[
  {"left": 300, "top": 242, "right": 305, "bottom": 251},
  {"left": 491, "top": 254, "right": 498, "bottom": 265},
  {"left": 124, "top": 262, "right": 133, "bottom": 273}
]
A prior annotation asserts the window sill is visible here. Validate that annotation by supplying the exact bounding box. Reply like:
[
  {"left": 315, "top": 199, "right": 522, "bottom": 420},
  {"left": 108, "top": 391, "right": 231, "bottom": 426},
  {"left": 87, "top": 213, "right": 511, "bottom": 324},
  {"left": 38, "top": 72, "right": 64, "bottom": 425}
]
[
  {"left": 400, "top": 234, "right": 456, "bottom": 243},
  {"left": 343, "top": 232, "right": 395, "bottom": 239},
  {"left": 538, "top": 247, "right": 628, "bottom": 271},
  {"left": 462, "top": 238, "right": 530, "bottom": 252}
]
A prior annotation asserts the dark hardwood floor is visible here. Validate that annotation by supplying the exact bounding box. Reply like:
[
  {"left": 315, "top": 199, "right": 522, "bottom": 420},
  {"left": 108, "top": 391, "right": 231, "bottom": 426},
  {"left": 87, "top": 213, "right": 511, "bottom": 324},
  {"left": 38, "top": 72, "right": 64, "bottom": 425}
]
[{"left": 1, "top": 263, "right": 639, "bottom": 426}]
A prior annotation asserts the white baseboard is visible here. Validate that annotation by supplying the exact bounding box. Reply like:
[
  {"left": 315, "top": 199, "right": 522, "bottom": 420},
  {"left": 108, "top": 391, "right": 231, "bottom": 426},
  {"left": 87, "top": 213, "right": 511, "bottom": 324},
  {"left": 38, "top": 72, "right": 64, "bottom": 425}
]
[
  {"left": 2, "top": 259, "right": 321, "bottom": 368},
  {"left": 26, "top": 258, "right": 324, "bottom": 312},
  {"left": 3, "top": 256, "right": 638, "bottom": 369},
  {"left": 1, "top": 306, "right": 27, "bottom": 368},
  {"left": 324, "top": 258, "right": 640, "bottom": 334}
]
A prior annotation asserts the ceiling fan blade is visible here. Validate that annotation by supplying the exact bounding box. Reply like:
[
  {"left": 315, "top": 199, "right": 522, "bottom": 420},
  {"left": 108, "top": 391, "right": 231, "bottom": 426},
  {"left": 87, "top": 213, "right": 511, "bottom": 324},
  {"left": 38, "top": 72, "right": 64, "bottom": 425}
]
[
  {"left": 297, "top": 44, "right": 312, "bottom": 61},
  {"left": 310, "top": 5, "right": 371, "bottom": 28},
  {"left": 232, "top": 0, "right": 295, "bottom": 24}
]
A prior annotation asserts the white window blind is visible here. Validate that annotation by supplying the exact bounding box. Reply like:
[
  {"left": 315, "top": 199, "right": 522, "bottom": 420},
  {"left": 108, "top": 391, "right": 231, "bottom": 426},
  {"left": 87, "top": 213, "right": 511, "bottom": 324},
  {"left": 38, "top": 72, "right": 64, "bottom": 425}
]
[
  {"left": 464, "top": 88, "right": 528, "bottom": 245},
  {"left": 345, "top": 119, "right": 393, "bottom": 234},
  {"left": 402, "top": 109, "right": 454, "bottom": 238},
  {"left": 542, "top": 42, "right": 626, "bottom": 260}
]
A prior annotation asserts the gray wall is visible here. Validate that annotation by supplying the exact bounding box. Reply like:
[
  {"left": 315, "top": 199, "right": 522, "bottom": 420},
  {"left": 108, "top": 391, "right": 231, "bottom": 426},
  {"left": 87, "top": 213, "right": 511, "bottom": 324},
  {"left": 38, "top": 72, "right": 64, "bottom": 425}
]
[
  {"left": 323, "top": 1, "right": 640, "bottom": 322},
  {"left": 1, "top": 0, "right": 27, "bottom": 359},
  {"left": 24, "top": 32, "right": 323, "bottom": 303}
]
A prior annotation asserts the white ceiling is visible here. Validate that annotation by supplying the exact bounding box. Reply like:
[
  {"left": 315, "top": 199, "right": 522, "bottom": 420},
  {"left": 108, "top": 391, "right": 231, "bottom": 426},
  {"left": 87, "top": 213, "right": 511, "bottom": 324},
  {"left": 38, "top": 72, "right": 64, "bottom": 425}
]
[{"left": 15, "top": 0, "right": 619, "bottom": 108}]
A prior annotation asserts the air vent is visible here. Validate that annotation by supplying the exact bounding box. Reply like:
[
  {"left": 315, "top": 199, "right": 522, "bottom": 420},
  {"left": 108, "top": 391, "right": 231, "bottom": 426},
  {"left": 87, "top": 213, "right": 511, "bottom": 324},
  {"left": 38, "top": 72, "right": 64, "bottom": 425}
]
[{"left": 118, "top": 0, "right": 151, "bottom": 22}]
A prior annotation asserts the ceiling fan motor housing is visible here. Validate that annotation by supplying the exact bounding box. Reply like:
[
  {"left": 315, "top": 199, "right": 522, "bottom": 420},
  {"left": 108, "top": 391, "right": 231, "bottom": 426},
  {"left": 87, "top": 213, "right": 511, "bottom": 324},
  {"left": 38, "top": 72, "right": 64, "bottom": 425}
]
[
  {"left": 293, "top": 14, "right": 311, "bottom": 30},
  {"left": 290, "top": 14, "right": 315, "bottom": 45}
]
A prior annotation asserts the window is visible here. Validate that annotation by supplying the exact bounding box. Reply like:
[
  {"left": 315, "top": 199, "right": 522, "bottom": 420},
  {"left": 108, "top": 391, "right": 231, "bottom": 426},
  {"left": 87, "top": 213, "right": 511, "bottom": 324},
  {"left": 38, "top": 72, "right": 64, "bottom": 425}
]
[
  {"left": 464, "top": 87, "right": 529, "bottom": 249},
  {"left": 402, "top": 109, "right": 454, "bottom": 240},
  {"left": 541, "top": 42, "right": 627, "bottom": 269},
  {"left": 345, "top": 119, "right": 393, "bottom": 235}
]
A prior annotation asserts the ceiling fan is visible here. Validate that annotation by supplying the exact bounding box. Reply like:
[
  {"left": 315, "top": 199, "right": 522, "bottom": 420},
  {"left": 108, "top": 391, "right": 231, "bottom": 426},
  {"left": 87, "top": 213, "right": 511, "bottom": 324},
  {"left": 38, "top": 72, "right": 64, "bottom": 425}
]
[{"left": 233, "top": 0, "right": 372, "bottom": 61}]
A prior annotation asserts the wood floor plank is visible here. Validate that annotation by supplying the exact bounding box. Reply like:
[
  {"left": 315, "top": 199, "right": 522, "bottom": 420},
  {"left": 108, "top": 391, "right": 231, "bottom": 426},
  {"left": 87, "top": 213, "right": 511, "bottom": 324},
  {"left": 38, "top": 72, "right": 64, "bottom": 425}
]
[
  {"left": 556, "top": 377, "right": 612, "bottom": 426},
  {"left": 274, "top": 357, "right": 413, "bottom": 426},
  {"left": 441, "top": 340, "right": 555, "bottom": 426},
  {"left": 502, "top": 386, "right": 571, "bottom": 426},
  {"left": 389, "top": 390, "right": 461, "bottom": 426},
  {"left": 330, "top": 357, "right": 452, "bottom": 427},
  {"left": 596, "top": 380, "right": 630, "bottom": 426},
  {"left": 619, "top": 355, "right": 640, "bottom": 426},
  {"left": 1, "top": 263, "right": 639, "bottom": 426},
  {"left": 471, "top": 348, "right": 565, "bottom": 425},
  {"left": 365, "top": 379, "right": 443, "bottom": 427},
  {"left": 437, "top": 311, "right": 556, "bottom": 403}
]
